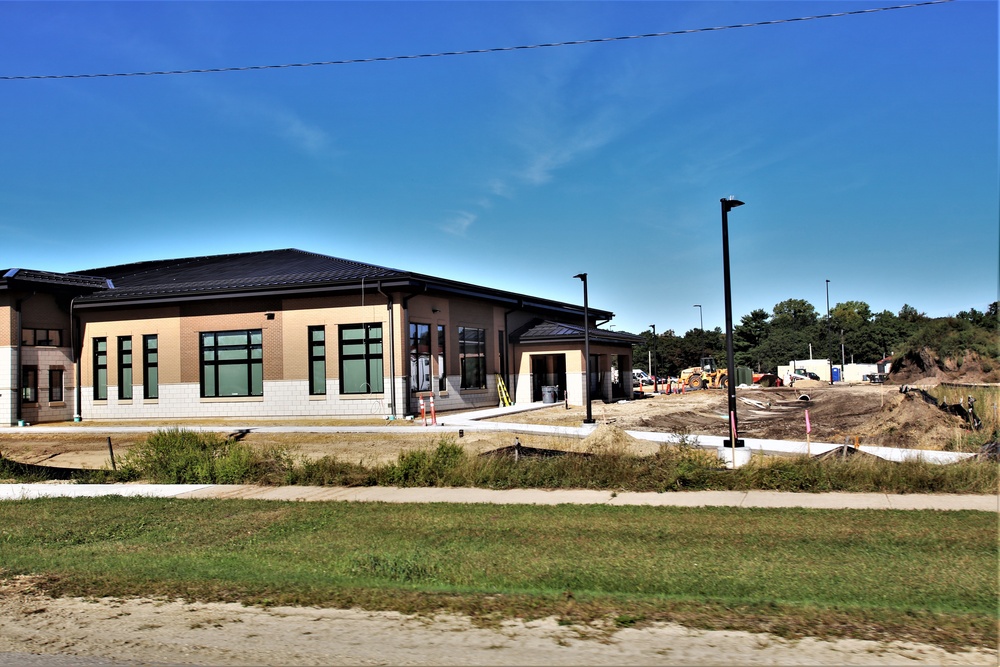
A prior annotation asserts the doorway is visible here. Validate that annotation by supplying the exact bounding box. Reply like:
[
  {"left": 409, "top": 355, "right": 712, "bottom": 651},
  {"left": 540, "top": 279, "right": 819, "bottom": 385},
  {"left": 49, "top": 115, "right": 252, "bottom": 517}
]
[{"left": 530, "top": 354, "right": 566, "bottom": 402}]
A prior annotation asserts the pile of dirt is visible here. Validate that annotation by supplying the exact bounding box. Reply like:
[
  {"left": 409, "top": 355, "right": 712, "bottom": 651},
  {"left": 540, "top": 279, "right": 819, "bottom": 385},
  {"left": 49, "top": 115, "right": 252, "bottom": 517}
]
[
  {"left": 581, "top": 424, "right": 646, "bottom": 454},
  {"left": 890, "top": 348, "right": 999, "bottom": 385},
  {"left": 856, "top": 390, "right": 970, "bottom": 450}
]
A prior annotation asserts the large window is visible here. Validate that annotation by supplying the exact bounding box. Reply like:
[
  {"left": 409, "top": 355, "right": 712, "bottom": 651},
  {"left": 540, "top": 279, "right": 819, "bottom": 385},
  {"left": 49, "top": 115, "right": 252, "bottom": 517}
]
[
  {"left": 437, "top": 324, "right": 446, "bottom": 392},
  {"left": 200, "top": 330, "right": 263, "bottom": 398},
  {"left": 21, "top": 365, "right": 37, "bottom": 404},
  {"left": 143, "top": 335, "right": 158, "bottom": 399},
  {"left": 339, "top": 323, "right": 383, "bottom": 394},
  {"left": 49, "top": 368, "right": 64, "bottom": 403},
  {"left": 93, "top": 337, "right": 107, "bottom": 400},
  {"left": 118, "top": 336, "right": 133, "bottom": 400},
  {"left": 308, "top": 326, "right": 326, "bottom": 395},
  {"left": 458, "top": 326, "right": 486, "bottom": 389},
  {"left": 409, "top": 322, "right": 431, "bottom": 393},
  {"left": 21, "top": 329, "right": 62, "bottom": 347}
]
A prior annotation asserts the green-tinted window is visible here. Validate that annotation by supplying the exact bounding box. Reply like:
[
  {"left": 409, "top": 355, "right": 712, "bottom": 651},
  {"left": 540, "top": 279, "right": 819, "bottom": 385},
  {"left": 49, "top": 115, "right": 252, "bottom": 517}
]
[
  {"left": 199, "top": 330, "right": 263, "bottom": 398},
  {"left": 118, "top": 336, "right": 133, "bottom": 400},
  {"left": 308, "top": 326, "right": 326, "bottom": 395},
  {"left": 93, "top": 338, "right": 107, "bottom": 400},
  {"left": 143, "top": 335, "right": 158, "bottom": 399},
  {"left": 339, "top": 323, "right": 384, "bottom": 394}
]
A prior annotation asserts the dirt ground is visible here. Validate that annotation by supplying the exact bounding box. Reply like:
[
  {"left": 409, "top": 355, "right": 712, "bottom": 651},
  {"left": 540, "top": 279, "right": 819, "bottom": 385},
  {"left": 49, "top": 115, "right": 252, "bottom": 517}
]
[
  {"left": 1, "top": 384, "right": 990, "bottom": 470},
  {"left": 0, "top": 576, "right": 994, "bottom": 666}
]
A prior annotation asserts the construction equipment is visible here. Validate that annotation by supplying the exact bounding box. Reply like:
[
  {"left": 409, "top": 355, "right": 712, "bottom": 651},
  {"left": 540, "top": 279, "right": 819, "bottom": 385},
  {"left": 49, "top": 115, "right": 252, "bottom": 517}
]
[
  {"left": 496, "top": 375, "right": 512, "bottom": 407},
  {"left": 679, "top": 357, "right": 729, "bottom": 389}
]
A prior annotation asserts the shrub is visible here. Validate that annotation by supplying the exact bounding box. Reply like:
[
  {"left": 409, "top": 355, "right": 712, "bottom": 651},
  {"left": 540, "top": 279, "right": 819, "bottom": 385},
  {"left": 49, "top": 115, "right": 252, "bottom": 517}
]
[{"left": 119, "top": 428, "right": 294, "bottom": 484}]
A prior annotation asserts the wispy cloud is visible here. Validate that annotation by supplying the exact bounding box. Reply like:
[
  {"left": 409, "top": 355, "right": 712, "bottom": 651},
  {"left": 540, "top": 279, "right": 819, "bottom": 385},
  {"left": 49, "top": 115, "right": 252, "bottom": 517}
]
[{"left": 439, "top": 210, "right": 477, "bottom": 237}]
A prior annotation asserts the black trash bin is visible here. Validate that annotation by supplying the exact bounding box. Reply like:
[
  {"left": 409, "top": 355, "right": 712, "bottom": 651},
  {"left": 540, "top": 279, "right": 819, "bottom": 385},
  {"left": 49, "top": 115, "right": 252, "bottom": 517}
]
[{"left": 541, "top": 386, "right": 558, "bottom": 404}]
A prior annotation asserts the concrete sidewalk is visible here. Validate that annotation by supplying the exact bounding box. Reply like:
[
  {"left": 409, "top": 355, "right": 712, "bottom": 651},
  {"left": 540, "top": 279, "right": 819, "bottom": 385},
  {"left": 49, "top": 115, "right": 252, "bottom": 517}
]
[{"left": 1, "top": 483, "right": 996, "bottom": 511}]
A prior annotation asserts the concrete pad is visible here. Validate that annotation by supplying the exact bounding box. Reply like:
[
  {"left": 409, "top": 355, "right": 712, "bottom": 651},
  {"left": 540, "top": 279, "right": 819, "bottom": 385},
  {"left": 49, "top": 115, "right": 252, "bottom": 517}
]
[
  {"left": 0, "top": 484, "right": 210, "bottom": 500},
  {"left": 608, "top": 491, "right": 749, "bottom": 507},
  {"left": 885, "top": 493, "right": 1000, "bottom": 512},
  {"left": 740, "top": 491, "right": 894, "bottom": 510}
]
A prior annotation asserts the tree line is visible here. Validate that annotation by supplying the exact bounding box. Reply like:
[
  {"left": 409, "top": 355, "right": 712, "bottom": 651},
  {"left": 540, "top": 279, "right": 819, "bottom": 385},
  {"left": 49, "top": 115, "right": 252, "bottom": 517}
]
[{"left": 633, "top": 299, "right": 999, "bottom": 376}]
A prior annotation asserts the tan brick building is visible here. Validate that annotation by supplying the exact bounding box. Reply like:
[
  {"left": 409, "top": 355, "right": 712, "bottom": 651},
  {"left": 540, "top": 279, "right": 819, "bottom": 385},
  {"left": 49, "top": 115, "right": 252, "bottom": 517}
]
[{"left": 1, "top": 250, "right": 642, "bottom": 424}]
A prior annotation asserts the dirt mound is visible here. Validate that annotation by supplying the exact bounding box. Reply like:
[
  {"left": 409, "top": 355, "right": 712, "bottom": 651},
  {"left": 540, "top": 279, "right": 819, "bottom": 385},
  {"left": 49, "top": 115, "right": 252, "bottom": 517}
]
[
  {"left": 890, "top": 348, "right": 1000, "bottom": 385},
  {"left": 581, "top": 424, "right": 645, "bottom": 454},
  {"left": 856, "top": 390, "right": 970, "bottom": 450}
]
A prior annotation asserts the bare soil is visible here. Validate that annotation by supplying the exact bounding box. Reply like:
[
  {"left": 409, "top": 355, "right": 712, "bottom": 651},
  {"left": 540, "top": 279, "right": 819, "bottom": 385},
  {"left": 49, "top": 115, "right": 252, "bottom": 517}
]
[
  {"left": 0, "top": 576, "right": 994, "bottom": 666},
  {"left": 491, "top": 383, "right": 982, "bottom": 451}
]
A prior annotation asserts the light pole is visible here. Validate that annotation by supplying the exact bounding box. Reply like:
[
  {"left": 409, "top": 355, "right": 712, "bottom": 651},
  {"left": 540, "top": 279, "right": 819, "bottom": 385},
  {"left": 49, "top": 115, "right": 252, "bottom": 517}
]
[
  {"left": 693, "top": 304, "right": 703, "bottom": 356},
  {"left": 574, "top": 273, "right": 594, "bottom": 424},
  {"left": 721, "top": 196, "right": 744, "bottom": 448},
  {"left": 825, "top": 279, "right": 832, "bottom": 383},
  {"left": 649, "top": 324, "right": 657, "bottom": 392}
]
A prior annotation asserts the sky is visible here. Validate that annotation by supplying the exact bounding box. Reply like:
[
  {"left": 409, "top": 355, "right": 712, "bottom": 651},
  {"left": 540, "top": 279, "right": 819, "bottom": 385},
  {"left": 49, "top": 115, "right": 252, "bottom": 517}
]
[{"left": 1, "top": 0, "right": 996, "bottom": 336}]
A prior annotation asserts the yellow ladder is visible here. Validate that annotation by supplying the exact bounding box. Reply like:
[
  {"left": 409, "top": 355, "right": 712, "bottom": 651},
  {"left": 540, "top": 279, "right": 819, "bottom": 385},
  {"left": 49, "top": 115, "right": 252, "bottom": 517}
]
[{"left": 496, "top": 375, "right": 512, "bottom": 407}]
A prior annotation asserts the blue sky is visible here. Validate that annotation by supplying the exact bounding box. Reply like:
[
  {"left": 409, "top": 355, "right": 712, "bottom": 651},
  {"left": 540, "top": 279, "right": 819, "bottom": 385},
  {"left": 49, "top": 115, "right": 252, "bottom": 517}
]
[{"left": 2, "top": 0, "right": 996, "bottom": 336}]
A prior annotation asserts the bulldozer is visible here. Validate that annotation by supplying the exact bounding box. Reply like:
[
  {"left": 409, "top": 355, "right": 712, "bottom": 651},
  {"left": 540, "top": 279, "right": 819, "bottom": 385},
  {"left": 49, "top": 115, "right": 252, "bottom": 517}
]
[{"left": 679, "top": 357, "right": 729, "bottom": 389}]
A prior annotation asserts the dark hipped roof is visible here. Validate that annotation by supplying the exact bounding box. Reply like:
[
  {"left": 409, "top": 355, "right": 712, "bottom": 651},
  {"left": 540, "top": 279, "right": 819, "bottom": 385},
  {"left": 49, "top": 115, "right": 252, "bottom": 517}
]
[
  {"left": 510, "top": 318, "right": 643, "bottom": 346},
  {"left": 68, "top": 248, "right": 615, "bottom": 322},
  {"left": 0, "top": 268, "right": 110, "bottom": 292}
]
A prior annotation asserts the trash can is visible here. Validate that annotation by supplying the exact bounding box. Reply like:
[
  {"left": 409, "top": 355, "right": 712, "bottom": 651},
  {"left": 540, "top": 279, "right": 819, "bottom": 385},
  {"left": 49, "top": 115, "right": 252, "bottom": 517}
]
[{"left": 542, "top": 386, "right": 558, "bottom": 404}]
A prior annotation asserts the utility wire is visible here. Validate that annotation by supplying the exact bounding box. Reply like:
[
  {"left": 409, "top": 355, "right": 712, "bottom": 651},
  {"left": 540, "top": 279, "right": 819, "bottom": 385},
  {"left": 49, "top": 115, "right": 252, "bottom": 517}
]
[{"left": 1, "top": 0, "right": 953, "bottom": 81}]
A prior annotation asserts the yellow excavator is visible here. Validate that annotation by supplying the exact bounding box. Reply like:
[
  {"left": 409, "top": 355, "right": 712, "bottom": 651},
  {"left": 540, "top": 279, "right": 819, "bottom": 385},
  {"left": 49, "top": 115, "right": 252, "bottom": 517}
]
[{"left": 679, "top": 357, "right": 729, "bottom": 389}]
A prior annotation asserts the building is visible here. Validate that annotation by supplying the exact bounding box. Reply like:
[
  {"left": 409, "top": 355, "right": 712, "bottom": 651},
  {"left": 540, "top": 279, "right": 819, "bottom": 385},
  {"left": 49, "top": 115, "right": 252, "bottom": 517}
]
[{"left": 2, "top": 249, "right": 642, "bottom": 425}]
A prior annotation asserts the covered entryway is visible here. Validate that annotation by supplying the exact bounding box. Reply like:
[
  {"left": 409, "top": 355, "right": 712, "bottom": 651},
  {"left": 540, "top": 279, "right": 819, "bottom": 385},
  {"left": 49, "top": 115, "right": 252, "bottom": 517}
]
[{"left": 530, "top": 353, "right": 566, "bottom": 402}]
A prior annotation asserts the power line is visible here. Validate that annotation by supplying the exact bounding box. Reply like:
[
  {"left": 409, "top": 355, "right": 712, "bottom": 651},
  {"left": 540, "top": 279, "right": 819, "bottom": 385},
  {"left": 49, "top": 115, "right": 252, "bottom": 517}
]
[{"left": 1, "top": 0, "right": 953, "bottom": 81}]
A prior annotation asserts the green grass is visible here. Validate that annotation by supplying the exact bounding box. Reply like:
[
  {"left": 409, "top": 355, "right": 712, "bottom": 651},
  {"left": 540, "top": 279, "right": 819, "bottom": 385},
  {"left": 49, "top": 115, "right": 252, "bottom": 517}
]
[{"left": 0, "top": 497, "right": 995, "bottom": 649}]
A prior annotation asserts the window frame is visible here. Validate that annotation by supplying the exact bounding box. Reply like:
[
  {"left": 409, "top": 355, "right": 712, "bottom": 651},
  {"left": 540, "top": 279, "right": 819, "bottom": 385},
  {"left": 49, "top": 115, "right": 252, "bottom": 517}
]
[
  {"left": 118, "top": 336, "right": 133, "bottom": 400},
  {"left": 458, "top": 326, "right": 487, "bottom": 390},
  {"left": 199, "top": 329, "right": 264, "bottom": 398},
  {"left": 409, "top": 322, "right": 431, "bottom": 393},
  {"left": 437, "top": 324, "right": 447, "bottom": 392},
  {"left": 143, "top": 334, "right": 158, "bottom": 400},
  {"left": 21, "top": 365, "right": 38, "bottom": 404},
  {"left": 308, "top": 326, "right": 326, "bottom": 396},
  {"left": 49, "top": 367, "right": 64, "bottom": 403},
  {"left": 338, "top": 323, "right": 384, "bottom": 395},
  {"left": 93, "top": 337, "right": 108, "bottom": 401}
]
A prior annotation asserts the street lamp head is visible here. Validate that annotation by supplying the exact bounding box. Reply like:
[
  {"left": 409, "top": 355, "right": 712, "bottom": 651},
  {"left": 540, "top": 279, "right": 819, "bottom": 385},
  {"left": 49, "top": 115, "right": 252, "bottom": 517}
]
[
  {"left": 573, "top": 273, "right": 587, "bottom": 281},
  {"left": 721, "top": 196, "right": 745, "bottom": 212}
]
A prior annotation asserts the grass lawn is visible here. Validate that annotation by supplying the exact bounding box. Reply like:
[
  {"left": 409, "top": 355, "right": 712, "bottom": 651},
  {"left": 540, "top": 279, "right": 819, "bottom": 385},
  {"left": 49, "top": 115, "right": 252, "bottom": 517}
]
[{"left": 1, "top": 497, "right": 995, "bottom": 649}]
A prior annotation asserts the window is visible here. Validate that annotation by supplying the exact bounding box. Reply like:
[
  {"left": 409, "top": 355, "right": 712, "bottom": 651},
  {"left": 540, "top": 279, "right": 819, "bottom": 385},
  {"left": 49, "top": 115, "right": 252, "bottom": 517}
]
[
  {"left": 308, "top": 326, "right": 326, "bottom": 395},
  {"left": 200, "top": 330, "right": 263, "bottom": 398},
  {"left": 118, "top": 336, "right": 133, "bottom": 400},
  {"left": 458, "top": 326, "right": 486, "bottom": 389},
  {"left": 339, "top": 323, "right": 383, "bottom": 394},
  {"left": 93, "top": 338, "right": 107, "bottom": 400},
  {"left": 21, "top": 365, "right": 37, "bottom": 403},
  {"left": 143, "top": 335, "right": 158, "bottom": 399},
  {"left": 437, "top": 324, "right": 446, "bottom": 392},
  {"left": 49, "top": 368, "right": 64, "bottom": 403},
  {"left": 409, "top": 322, "right": 431, "bottom": 393},
  {"left": 21, "top": 329, "right": 62, "bottom": 347}
]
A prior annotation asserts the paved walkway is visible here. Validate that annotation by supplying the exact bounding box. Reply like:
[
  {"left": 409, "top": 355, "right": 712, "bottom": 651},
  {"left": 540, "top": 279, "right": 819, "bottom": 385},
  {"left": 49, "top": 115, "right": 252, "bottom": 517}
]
[
  {"left": 1, "top": 483, "right": 995, "bottom": 511},
  {"left": 0, "top": 400, "right": 976, "bottom": 465}
]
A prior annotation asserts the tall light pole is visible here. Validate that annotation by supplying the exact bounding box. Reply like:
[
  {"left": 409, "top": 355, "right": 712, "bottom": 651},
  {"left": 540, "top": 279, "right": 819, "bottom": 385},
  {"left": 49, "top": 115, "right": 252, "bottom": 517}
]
[
  {"left": 574, "top": 273, "right": 594, "bottom": 424},
  {"left": 649, "top": 324, "right": 657, "bottom": 392},
  {"left": 693, "top": 304, "right": 703, "bottom": 356},
  {"left": 825, "top": 279, "right": 832, "bottom": 383},
  {"left": 721, "top": 196, "right": 745, "bottom": 449}
]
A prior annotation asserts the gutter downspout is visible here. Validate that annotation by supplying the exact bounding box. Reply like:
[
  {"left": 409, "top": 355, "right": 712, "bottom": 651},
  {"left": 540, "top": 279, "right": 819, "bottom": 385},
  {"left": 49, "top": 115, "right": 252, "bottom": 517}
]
[
  {"left": 70, "top": 296, "right": 82, "bottom": 422},
  {"left": 376, "top": 282, "right": 396, "bottom": 418},
  {"left": 13, "top": 292, "right": 36, "bottom": 424},
  {"left": 503, "top": 308, "right": 514, "bottom": 404}
]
